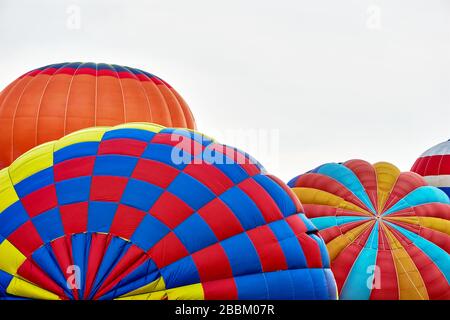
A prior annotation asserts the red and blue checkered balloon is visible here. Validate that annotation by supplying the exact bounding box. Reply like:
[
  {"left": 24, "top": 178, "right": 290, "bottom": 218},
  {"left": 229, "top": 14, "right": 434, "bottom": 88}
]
[{"left": 0, "top": 123, "right": 336, "bottom": 300}]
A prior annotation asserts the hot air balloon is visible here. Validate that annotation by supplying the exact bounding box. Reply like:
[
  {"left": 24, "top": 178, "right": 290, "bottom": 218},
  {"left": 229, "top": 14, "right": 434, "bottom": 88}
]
[
  {"left": 0, "top": 123, "right": 336, "bottom": 300},
  {"left": 288, "top": 160, "right": 450, "bottom": 300},
  {"left": 411, "top": 139, "right": 450, "bottom": 199},
  {"left": 0, "top": 62, "right": 196, "bottom": 169}
]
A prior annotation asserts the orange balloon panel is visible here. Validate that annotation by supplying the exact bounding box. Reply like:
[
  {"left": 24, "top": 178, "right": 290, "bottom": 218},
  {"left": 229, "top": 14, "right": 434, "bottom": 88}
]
[{"left": 0, "top": 62, "right": 196, "bottom": 168}]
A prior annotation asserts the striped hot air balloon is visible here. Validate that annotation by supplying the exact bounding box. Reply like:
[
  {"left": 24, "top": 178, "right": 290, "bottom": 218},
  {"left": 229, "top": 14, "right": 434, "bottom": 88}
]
[
  {"left": 0, "top": 123, "right": 336, "bottom": 300},
  {"left": 0, "top": 62, "right": 196, "bottom": 169},
  {"left": 288, "top": 160, "right": 450, "bottom": 300},
  {"left": 411, "top": 139, "right": 450, "bottom": 199}
]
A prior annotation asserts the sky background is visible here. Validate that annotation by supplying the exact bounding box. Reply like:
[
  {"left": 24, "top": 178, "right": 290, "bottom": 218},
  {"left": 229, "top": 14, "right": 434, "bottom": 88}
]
[{"left": 0, "top": 0, "right": 449, "bottom": 181}]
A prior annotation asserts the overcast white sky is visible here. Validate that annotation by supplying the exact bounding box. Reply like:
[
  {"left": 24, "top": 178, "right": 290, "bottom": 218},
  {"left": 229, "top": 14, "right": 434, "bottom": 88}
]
[{"left": 0, "top": 0, "right": 449, "bottom": 181}]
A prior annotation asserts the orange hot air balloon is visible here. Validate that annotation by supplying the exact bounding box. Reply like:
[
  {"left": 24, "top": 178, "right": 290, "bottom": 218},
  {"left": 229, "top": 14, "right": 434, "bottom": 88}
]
[{"left": 0, "top": 62, "right": 196, "bottom": 169}]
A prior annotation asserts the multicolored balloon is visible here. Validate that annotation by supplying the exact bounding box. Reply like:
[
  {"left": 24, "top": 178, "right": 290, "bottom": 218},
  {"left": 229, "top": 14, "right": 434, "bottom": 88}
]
[
  {"left": 288, "top": 160, "right": 450, "bottom": 300},
  {"left": 0, "top": 123, "right": 336, "bottom": 300},
  {"left": 0, "top": 62, "right": 196, "bottom": 169},
  {"left": 411, "top": 139, "right": 450, "bottom": 199}
]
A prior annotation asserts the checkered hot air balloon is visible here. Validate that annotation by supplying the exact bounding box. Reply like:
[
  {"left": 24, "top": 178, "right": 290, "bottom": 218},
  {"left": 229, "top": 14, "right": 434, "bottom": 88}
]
[
  {"left": 288, "top": 160, "right": 450, "bottom": 300},
  {"left": 0, "top": 62, "right": 196, "bottom": 169},
  {"left": 0, "top": 123, "right": 336, "bottom": 300},
  {"left": 411, "top": 139, "right": 450, "bottom": 199}
]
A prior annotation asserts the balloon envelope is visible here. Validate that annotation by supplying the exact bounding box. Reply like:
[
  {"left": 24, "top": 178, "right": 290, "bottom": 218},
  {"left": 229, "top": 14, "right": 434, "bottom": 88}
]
[
  {"left": 0, "top": 62, "right": 196, "bottom": 169},
  {"left": 0, "top": 123, "right": 336, "bottom": 300},
  {"left": 411, "top": 139, "right": 450, "bottom": 199},
  {"left": 288, "top": 160, "right": 450, "bottom": 300}
]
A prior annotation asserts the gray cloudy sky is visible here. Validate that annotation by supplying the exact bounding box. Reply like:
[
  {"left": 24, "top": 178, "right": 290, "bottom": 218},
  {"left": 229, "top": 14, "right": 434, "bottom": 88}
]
[{"left": 0, "top": 0, "right": 449, "bottom": 181}]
